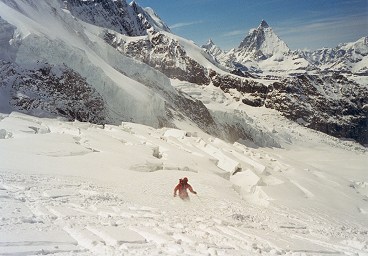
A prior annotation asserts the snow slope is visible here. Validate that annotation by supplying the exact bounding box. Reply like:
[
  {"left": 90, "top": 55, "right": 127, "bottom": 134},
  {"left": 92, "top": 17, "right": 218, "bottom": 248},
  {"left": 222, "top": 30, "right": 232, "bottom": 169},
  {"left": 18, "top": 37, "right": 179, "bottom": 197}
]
[{"left": 0, "top": 112, "right": 367, "bottom": 255}]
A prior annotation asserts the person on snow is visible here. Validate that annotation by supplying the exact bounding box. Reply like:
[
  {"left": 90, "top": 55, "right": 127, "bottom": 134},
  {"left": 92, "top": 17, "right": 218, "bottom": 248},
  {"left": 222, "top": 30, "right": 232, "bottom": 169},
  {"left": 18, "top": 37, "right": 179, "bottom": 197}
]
[{"left": 173, "top": 177, "right": 197, "bottom": 200}]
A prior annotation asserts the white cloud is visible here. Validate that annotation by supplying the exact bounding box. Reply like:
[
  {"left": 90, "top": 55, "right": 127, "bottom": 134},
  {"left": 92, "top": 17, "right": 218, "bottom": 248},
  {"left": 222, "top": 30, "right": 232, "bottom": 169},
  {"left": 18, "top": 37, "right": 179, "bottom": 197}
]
[
  {"left": 170, "top": 20, "right": 203, "bottom": 29},
  {"left": 274, "top": 13, "right": 367, "bottom": 49},
  {"left": 277, "top": 13, "right": 366, "bottom": 35},
  {"left": 223, "top": 30, "right": 247, "bottom": 37}
]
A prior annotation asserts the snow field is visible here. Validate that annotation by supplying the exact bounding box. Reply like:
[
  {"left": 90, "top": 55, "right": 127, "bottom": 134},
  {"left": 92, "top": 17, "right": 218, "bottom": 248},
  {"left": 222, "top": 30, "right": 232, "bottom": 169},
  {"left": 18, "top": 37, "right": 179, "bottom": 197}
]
[{"left": 0, "top": 112, "right": 368, "bottom": 255}]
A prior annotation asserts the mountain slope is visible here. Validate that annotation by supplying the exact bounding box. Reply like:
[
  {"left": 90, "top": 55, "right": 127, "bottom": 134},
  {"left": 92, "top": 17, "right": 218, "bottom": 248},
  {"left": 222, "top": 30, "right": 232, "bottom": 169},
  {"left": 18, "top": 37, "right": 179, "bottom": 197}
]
[
  {"left": 0, "top": 0, "right": 280, "bottom": 147},
  {"left": 199, "top": 21, "right": 368, "bottom": 145},
  {"left": 65, "top": 0, "right": 170, "bottom": 36}
]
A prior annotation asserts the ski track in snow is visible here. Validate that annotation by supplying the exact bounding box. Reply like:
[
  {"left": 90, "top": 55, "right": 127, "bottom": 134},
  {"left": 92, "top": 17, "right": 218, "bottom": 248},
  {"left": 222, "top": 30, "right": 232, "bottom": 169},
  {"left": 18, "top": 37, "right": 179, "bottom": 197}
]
[{"left": 0, "top": 173, "right": 367, "bottom": 256}]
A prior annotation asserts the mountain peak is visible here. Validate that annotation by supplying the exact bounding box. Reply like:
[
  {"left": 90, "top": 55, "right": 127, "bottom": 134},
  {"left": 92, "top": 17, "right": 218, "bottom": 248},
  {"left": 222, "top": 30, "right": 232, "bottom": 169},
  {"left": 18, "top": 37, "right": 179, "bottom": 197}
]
[
  {"left": 238, "top": 20, "right": 290, "bottom": 58},
  {"left": 259, "top": 19, "right": 269, "bottom": 29},
  {"left": 202, "top": 38, "right": 224, "bottom": 57},
  {"left": 206, "top": 38, "right": 215, "bottom": 46}
]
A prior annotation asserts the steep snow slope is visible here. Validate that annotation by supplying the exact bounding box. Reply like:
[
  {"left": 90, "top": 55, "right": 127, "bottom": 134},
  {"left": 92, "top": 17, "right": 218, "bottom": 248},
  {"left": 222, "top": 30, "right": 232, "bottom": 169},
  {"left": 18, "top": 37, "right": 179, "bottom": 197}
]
[
  {"left": 0, "top": 112, "right": 367, "bottom": 255},
  {"left": 0, "top": 0, "right": 168, "bottom": 125},
  {"left": 130, "top": 1, "right": 171, "bottom": 33},
  {"left": 0, "top": 1, "right": 205, "bottom": 132}
]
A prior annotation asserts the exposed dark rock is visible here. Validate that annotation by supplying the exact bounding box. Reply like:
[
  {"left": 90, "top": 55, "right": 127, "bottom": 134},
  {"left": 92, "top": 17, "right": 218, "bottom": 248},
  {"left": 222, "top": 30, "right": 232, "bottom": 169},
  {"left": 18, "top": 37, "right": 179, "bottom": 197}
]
[
  {"left": 230, "top": 69, "right": 257, "bottom": 78},
  {"left": 0, "top": 61, "right": 107, "bottom": 124},
  {"left": 265, "top": 74, "right": 368, "bottom": 145},
  {"left": 66, "top": 0, "right": 147, "bottom": 36},
  {"left": 242, "top": 97, "right": 264, "bottom": 107},
  {"left": 209, "top": 70, "right": 268, "bottom": 94},
  {"left": 105, "top": 31, "right": 210, "bottom": 85}
]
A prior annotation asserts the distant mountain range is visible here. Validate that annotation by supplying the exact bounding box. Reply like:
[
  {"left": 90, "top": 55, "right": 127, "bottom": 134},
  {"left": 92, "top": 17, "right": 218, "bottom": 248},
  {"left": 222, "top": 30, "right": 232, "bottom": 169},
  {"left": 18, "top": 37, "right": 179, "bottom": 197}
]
[
  {"left": 202, "top": 20, "right": 368, "bottom": 76},
  {"left": 0, "top": 0, "right": 367, "bottom": 145}
]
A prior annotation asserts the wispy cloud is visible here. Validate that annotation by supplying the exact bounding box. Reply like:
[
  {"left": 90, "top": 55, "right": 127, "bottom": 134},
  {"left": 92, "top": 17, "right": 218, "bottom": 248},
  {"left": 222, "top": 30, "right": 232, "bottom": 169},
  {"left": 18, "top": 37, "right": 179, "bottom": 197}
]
[
  {"left": 276, "top": 13, "right": 367, "bottom": 36},
  {"left": 223, "top": 30, "right": 247, "bottom": 37},
  {"left": 170, "top": 20, "right": 203, "bottom": 29},
  {"left": 274, "top": 12, "right": 367, "bottom": 49}
]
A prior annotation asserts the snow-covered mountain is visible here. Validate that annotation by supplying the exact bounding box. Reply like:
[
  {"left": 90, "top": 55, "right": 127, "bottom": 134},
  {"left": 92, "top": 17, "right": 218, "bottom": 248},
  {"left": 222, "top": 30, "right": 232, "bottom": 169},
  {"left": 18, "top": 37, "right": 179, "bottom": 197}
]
[
  {"left": 204, "top": 20, "right": 368, "bottom": 77},
  {"left": 202, "top": 38, "right": 226, "bottom": 60},
  {"left": 0, "top": 0, "right": 281, "bottom": 147},
  {"left": 0, "top": 0, "right": 366, "bottom": 146},
  {"left": 207, "top": 20, "right": 312, "bottom": 74},
  {"left": 238, "top": 20, "right": 290, "bottom": 59},
  {"left": 302, "top": 36, "right": 368, "bottom": 75},
  {"left": 130, "top": 1, "right": 171, "bottom": 33},
  {"left": 65, "top": 0, "right": 170, "bottom": 36},
  {"left": 199, "top": 21, "right": 367, "bottom": 144}
]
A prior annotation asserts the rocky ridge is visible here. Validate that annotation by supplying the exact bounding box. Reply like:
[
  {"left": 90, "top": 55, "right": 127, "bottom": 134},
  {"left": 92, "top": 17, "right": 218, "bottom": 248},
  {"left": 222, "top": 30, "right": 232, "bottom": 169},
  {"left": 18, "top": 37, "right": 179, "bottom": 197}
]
[
  {"left": 65, "top": 0, "right": 170, "bottom": 36},
  {"left": 103, "top": 31, "right": 211, "bottom": 85},
  {"left": 265, "top": 74, "right": 368, "bottom": 145}
]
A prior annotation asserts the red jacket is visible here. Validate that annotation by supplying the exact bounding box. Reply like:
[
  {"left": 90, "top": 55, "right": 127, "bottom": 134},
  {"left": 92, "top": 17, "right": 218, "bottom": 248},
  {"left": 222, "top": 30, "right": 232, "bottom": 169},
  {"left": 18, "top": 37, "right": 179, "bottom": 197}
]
[{"left": 174, "top": 181, "right": 196, "bottom": 199}]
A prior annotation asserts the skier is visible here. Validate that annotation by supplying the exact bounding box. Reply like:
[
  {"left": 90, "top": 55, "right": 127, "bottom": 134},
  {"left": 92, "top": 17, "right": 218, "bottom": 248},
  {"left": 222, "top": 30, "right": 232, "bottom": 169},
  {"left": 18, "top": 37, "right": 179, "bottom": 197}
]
[{"left": 173, "top": 177, "right": 197, "bottom": 201}]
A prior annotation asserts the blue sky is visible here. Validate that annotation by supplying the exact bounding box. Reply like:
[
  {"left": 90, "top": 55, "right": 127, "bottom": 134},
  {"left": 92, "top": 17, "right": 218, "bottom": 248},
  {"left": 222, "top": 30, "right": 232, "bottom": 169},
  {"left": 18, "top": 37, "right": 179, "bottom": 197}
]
[{"left": 136, "top": 0, "right": 367, "bottom": 50}]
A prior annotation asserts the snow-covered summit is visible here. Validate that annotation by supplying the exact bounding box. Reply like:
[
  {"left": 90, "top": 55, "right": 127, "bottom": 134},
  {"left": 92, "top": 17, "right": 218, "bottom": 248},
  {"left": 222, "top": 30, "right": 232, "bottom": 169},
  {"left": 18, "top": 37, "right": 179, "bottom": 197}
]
[
  {"left": 202, "top": 38, "right": 225, "bottom": 58},
  {"left": 212, "top": 20, "right": 308, "bottom": 75},
  {"left": 258, "top": 19, "right": 270, "bottom": 29},
  {"left": 238, "top": 19, "right": 290, "bottom": 59},
  {"left": 129, "top": 1, "right": 171, "bottom": 33}
]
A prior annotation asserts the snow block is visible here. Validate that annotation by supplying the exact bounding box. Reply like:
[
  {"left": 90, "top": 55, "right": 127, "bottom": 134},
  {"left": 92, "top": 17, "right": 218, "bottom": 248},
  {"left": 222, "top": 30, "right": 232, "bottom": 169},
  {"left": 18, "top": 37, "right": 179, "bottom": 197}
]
[
  {"left": 163, "top": 129, "right": 187, "bottom": 139},
  {"left": 230, "top": 170, "right": 261, "bottom": 193},
  {"left": 199, "top": 142, "right": 241, "bottom": 173},
  {"left": 0, "top": 129, "right": 10, "bottom": 139}
]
